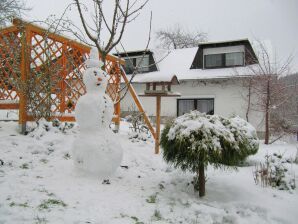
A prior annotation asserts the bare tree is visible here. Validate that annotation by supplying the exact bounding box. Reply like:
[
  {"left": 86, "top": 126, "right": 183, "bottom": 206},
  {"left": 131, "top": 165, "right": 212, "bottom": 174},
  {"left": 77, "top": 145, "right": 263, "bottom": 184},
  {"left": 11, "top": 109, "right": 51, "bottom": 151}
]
[
  {"left": 73, "top": 0, "right": 149, "bottom": 66},
  {"left": 156, "top": 24, "right": 207, "bottom": 49},
  {"left": 0, "top": 0, "right": 28, "bottom": 27},
  {"left": 244, "top": 41, "right": 297, "bottom": 144}
]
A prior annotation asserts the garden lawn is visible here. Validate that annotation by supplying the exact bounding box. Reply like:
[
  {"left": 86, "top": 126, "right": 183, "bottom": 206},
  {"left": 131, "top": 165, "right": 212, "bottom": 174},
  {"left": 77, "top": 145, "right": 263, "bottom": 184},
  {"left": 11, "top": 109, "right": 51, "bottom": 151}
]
[{"left": 0, "top": 121, "right": 297, "bottom": 224}]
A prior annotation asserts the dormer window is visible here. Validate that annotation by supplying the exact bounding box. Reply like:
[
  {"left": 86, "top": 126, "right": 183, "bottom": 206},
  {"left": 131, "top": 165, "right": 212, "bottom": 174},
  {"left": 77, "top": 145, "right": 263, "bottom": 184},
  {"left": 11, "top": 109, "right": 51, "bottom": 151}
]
[
  {"left": 123, "top": 55, "right": 150, "bottom": 74},
  {"left": 225, "top": 52, "right": 244, "bottom": 66},
  {"left": 204, "top": 52, "right": 244, "bottom": 69},
  {"left": 205, "top": 54, "right": 224, "bottom": 68}
]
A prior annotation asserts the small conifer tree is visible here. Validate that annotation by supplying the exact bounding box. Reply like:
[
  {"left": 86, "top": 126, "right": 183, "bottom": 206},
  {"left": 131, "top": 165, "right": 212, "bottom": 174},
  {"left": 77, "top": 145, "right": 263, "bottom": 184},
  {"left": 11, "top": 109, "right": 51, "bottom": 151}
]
[{"left": 160, "top": 111, "right": 259, "bottom": 197}]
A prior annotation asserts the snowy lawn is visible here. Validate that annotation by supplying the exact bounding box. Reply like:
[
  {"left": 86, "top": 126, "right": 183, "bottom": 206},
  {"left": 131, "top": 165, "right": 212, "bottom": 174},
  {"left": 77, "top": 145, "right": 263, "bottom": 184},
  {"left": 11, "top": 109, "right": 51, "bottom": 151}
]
[{"left": 0, "top": 121, "right": 297, "bottom": 224}]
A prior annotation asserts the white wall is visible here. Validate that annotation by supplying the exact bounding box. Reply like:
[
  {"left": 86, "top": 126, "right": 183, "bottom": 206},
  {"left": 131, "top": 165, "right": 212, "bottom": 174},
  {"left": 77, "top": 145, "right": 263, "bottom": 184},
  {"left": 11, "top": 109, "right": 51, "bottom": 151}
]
[{"left": 120, "top": 79, "right": 264, "bottom": 132}]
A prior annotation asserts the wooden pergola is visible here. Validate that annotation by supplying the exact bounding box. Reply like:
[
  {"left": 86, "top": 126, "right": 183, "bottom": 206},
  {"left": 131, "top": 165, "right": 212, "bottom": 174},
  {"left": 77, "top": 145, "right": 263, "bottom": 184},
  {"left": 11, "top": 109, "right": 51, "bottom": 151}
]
[{"left": 0, "top": 19, "right": 157, "bottom": 147}]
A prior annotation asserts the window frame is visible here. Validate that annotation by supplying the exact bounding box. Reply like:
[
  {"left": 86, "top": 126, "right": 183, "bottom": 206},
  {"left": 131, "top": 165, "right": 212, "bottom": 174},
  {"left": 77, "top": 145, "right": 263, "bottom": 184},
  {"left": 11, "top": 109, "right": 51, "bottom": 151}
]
[
  {"left": 225, "top": 52, "right": 244, "bottom": 67},
  {"left": 136, "top": 55, "right": 150, "bottom": 73},
  {"left": 204, "top": 53, "right": 224, "bottom": 69},
  {"left": 203, "top": 52, "right": 245, "bottom": 69},
  {"left": 177, "top": 98, "right": 215, "bottom": 117},
  {"left": 123, "top": 54, "right": 150, "bottom": 74}
]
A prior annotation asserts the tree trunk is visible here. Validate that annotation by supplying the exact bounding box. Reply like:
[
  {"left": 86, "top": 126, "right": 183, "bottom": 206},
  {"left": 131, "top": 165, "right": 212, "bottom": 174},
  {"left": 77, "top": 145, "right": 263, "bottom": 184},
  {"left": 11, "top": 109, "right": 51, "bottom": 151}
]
[
  {"left": 246, "top": 79, "right": 252, "bottom": 122},
  {"left": 264, "top": 80, "right": 270, "bottom": 144},
  {"left": 101, "top": 53, "right": 106, "bottom": 70},
  {"left": 197, "top": 164, "right": 205, "bottom": 197}
]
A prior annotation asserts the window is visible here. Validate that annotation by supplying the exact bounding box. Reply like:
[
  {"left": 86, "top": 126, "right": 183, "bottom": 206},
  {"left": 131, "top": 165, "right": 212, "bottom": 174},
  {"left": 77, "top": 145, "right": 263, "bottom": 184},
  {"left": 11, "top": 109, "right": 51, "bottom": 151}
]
[
  {"left": 177, "top": 98, "right": 214, "bottom": 116},
  {"left": 136, "top": 55, "right": 149, "bottom": 72},
  {"left": 205, "top": 54, "right": 223, "bottom": 68},
  {"left": 204, "top": 52, "right": 244, "bottom": 69},
  {"left": 225, "top": 52, "right": 244, "bottom": 66},
  {"left": 124, "top": 58, "right": 134, "bottom": 74},
  {"left": 177, "top": 99, "right": 195, "bottom": 116},
  {"left": 123, "top": 55, "right": 150, "bottom": 74}
]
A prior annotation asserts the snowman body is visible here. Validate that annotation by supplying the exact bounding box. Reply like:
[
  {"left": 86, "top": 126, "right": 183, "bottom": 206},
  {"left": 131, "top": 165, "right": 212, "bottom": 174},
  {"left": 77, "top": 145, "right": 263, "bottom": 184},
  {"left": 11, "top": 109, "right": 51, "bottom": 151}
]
[{"left": 72, "top": 49, "right": 123, "bottom": 178}]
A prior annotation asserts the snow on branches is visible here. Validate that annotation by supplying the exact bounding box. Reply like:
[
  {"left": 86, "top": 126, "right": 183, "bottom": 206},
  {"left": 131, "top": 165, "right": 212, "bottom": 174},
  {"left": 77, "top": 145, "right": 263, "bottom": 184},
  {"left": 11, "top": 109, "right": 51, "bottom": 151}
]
[{"left": 161, "top": 111, "right": 259, "bottom": 196}]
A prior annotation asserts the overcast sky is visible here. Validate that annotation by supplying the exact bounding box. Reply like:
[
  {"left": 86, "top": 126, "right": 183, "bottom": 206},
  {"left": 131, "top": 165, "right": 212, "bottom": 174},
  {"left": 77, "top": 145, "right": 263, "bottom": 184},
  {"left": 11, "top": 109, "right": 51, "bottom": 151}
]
[{"left": 26, "top": 0, "right": 298, "bottom": 71}]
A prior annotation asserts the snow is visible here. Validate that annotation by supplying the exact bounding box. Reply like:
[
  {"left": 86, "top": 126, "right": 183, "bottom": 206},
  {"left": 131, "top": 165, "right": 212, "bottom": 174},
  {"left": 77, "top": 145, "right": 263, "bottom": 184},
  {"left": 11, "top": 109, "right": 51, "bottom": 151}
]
[
  {"left": 0, "top": 120, "right": 298, "bottom": 223},
  {"left": 0, "top": 110, "right": 18, "bottom": 121},
  {"left": 122, "top": 39, "right": 272, "bottom": 83},
  {"left": 72, "top": 48, "right": 123, "bottom": 177},
  {"left": 167, "top": 111, "right": 259, "bottom": 153}
]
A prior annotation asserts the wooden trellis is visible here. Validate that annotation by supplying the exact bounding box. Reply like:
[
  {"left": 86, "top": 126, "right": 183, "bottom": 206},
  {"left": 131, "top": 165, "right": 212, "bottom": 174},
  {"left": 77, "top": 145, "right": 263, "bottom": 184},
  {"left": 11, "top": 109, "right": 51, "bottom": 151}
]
[
  {"left": 0, "top": 19, "right": 124, "bottom": 126},
  {"left": 0, "top": 19, "right": 157, "bottom": 152}
]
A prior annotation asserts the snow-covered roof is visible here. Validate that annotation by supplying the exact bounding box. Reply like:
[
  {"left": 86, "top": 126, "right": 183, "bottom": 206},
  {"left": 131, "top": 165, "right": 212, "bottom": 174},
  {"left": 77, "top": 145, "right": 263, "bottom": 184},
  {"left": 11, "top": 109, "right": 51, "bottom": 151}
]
[{"left": 122, "top": 39, "right": 272, "bottom": 83}]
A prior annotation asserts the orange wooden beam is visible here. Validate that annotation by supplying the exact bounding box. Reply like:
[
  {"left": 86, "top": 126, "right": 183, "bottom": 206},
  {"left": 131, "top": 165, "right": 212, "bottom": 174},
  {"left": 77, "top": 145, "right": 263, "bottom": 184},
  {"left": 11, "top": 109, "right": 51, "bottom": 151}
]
[
  {"left": 18, "top": 26, "right": 31, "bottom": 129},
  {"left": 0, "top": 26, "right": 18, "bottom": 35},
  {"left": 0, "top": 103, "right": 19, "bottom": 110},
  {"left": 12, "top": 18, "right": 125, "bottom": 65}
]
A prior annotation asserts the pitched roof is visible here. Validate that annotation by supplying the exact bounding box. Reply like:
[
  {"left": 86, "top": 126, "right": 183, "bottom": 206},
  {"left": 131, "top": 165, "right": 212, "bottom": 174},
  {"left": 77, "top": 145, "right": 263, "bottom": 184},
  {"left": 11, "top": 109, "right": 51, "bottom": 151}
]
[{"left": 122, "top": 39, "right": 271, "bottom": 83}]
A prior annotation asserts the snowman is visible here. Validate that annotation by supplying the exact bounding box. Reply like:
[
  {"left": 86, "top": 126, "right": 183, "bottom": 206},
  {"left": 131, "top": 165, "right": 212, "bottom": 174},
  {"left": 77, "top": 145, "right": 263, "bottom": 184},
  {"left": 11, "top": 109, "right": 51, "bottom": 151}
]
[{"left": 72, "top": 48, "right": 123, "bottom": 179}]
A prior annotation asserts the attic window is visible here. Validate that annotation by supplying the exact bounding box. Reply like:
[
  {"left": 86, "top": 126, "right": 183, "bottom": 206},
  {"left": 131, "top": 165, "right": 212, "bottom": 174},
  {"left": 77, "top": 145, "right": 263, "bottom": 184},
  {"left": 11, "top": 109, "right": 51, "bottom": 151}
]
[
  {"left": 204, "top": 52, "right": 244, "bottom": 69},
  {"left": 225, "top": 52, "right": 244, "bottom": 66},
  {"left": 123, "top": 55, "right": 149, "bottom": 74},
  {"left": 205, "top": 54, "right": 223, "bottom": 68},
  {"left": 136, "top": 55, "right": 149, "bottom": 73}
]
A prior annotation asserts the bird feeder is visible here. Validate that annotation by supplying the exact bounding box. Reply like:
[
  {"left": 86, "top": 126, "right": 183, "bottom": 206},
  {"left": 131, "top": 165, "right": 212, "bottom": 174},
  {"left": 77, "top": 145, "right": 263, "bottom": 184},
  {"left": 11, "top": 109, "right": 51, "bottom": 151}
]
[{"left": 139, "top": 75, "right": 180, "bottom": 154}]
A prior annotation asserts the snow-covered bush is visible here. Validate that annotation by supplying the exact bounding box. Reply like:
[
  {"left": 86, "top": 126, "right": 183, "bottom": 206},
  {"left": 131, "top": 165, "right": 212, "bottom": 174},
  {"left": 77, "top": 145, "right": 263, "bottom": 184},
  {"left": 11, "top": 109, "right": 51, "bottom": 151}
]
[
  {"left": 160, "top": 111, "right": 259, "bottom": 197},
  {"left": 253, "top": 153, "right": 296, "bottom": 191},
  {"left": 27, "top": 118, "right": 74, "bottom": 139},
  {"left": 125, "top": 111, "right": 152, "bottom": 143}
]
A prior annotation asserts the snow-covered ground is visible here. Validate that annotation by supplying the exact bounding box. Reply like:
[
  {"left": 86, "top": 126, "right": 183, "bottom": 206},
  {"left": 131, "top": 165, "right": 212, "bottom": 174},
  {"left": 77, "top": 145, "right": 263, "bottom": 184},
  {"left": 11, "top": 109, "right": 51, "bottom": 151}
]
[{"left": 0, "top": 120, "right": 297, "bottom": 224}]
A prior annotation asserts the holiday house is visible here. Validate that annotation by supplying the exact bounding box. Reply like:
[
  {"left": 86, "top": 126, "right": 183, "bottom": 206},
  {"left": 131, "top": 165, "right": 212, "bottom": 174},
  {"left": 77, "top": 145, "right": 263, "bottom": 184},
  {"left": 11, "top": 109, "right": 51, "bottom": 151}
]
[{"left": 116, "top": 39, "right": 265, "bottom": 133}]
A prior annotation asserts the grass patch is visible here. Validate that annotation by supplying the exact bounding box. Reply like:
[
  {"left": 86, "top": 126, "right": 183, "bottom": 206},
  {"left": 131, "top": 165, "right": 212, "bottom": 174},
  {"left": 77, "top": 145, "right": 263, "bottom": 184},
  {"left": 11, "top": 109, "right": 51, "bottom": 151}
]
[
  {"left": 38, "top": 199, "right": 67, "bottom": 210},
  {"left": 63, "top": 153, "right": 71, "bottom": 160},
  {"left": 37, "top": 188, "right": 55, "bottom": 197},
  {"left": 9, "top": 201, "right": 29, "bottom": 208},
  {"left": 152, "top": 209, "right": 162, "bottom": 221},
  {"left": 146, "top": 194, "right": 157, "bottom": 203},
  {"left": 20, "top": 163, "right": 29, "bottom": 169},
  {"left": 130, "top": 216, "right": 144, "bottom": 224},
  {"left": 34, "top": 215, "right": 48, "bottom": 224},
  {"left": 40, "top": 159, "right": 48, "bottom": 164}
]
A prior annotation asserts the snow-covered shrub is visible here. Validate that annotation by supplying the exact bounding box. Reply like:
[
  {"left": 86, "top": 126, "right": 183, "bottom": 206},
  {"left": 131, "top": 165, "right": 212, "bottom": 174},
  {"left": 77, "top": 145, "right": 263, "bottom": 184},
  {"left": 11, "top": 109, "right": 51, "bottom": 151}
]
[
  {"left": 126, "top": 110, "right": 152, "bottom": 143},
  {"left": 160, "top": 111, "right": 259, "bottom": 197},
  {"left": 27, "top": 118, "right": 74, "bottom": 139},
  {"left": 128, "top": 131, "right": 152, "bottom": 143},
  {"left": 253, "top": 153, "right": 296, "bottom": 191}
]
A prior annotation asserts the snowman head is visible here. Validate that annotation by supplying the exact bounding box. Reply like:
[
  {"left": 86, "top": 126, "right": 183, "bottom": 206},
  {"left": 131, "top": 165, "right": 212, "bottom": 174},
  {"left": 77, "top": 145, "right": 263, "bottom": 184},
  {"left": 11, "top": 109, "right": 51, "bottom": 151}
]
[
  {"left": 83, "top": 67, "right": 109, "bottom": 93},
  {"left": 83, "top": 47, "right": 109, "bottom": 93}
]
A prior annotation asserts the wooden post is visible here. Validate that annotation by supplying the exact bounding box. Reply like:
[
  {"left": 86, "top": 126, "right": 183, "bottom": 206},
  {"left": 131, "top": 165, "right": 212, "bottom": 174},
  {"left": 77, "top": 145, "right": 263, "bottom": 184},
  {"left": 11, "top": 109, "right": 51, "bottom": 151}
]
[
  {"left": 60, "top": 44, "right": 67, "bottom": 113},
  {"left": 155, "top": 96, "right": 161, "bottom": 154},
  {"left": 114, "top": 63, "right": 121, "bottom": 132},
  {"left": 19, "top": 26, "right": 30, "bottom": 134}
]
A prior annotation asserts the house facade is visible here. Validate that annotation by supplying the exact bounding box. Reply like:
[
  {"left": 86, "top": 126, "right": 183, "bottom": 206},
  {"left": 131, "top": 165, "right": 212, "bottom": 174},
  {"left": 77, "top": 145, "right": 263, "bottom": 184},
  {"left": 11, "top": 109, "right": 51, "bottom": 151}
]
[{"left": 116, "top": 39, "right": 265, "bottom": 133}]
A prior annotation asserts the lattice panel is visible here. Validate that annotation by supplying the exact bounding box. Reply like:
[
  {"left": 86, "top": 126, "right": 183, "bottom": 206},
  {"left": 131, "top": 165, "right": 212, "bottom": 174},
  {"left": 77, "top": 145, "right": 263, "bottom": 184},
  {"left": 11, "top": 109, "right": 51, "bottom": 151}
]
[
  {"left": 0, "top": 20, "right": 123, "bottom": 123},
  {"left": 105, "top": 59, "right": 120, "bottom": 102},
  {"left": 63, "top": 46, "right": 87, "bottom": 113},
  {"left": 0, "top": 31, "right": 21, "bottom": 101},
  {"left": 27, "top": 32, "right": 64, "bottom": 116}
]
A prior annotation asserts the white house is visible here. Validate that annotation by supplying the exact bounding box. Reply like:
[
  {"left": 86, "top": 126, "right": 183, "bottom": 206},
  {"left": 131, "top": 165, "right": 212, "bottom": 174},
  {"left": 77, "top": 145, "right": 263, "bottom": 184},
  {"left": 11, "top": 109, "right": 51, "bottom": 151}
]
[{"left": 116, "top": 39, "right": 265, "bottom": 133}]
